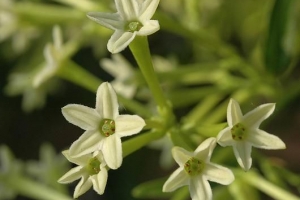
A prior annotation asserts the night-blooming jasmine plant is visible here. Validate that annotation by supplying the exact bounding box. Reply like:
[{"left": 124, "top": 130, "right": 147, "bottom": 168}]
[
  {"left": 87, "top": 0, "right": 160, "bottom": 53},
  {"left": 163, "top": 138, "right": 234, "bottom": 200},
  {"left": 217, "top": 99, "right": 286, "bottom": 171},
  {"left": 58, "top": 150, "right": 107, "bottom": 198},
  {"left": 62, "top": 82, "right": 146, "bottom": 169}
]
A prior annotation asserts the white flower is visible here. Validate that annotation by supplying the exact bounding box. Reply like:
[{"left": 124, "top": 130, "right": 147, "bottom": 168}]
[
  {"left": 163, "top": 138, "right": 234, "bottom": 200},
  {"left": 33, "top": 25, "right": 63, "bottom": 88},
  {"left": 62, "top": 82, "right": 146, "bottom": 169},
  {"left": 58, "top": 150, "right": 108, "bottom": 198},
  {"left": 217, "top": 99, "right": 286, "bottom": 171},
  {"left": 87, "top": 0, "right": 160, "bottom": 53}
]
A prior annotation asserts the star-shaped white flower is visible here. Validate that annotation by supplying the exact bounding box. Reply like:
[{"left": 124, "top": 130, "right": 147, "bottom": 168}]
[
  {"left": 58, "top": 150, "right": 108, "bottom": 198},
  {"left": 163, "top": 138, "right": 234, "bottom": 200},
  {"left": 62, "top": 82, "right": 146, "bottom": 169},
  {"left": 217, "top": 99, "right": 286, "bottom": 171},
  {"left": 87, "top": 0, "right": 160, "bottom": 53}
]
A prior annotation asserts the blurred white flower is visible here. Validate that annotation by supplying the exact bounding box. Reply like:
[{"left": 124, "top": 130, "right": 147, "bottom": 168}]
[
  {"left": 87, "top": 0, "right": 160, "bottom": 53},
  {"left": 58, "top": 150, "right": 108, "bottom": 198},
  {"left": 163, "top": 138, "right": 234, "bottom": 200},
  {"left": 217, "top": 99, "right": 286, "bottom": 171},
  {"left": 62, "top": 82, "right": 145, "bottom": 169}
]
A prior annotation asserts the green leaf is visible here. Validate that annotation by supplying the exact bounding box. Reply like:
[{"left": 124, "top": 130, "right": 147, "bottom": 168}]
[{"left": 264, "top": 0, "right": 294, "bottom": 75}]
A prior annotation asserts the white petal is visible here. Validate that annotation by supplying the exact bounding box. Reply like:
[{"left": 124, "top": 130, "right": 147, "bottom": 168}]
[
  {"left": 204, "top": 163, "right": 234, "bottom": 185},
  {"left": 172, "top": 147, "right": 193, "bottom": 166},
  {"left": 58, "top": 166, "right": 83, "bottom": 184},
  {"left": 115, "top": 0, "right": 139, "bottom": 20},
  {"left": 247, "top": 129, "right": 286, "bottom": 149},
  {"left": 69, "top": 130, "right": 102, "bottom": 157},
  {"left": 115, "top": 115, "right": 145, "bottom": 137},
  {"left": 87, "top": 12, "right": 123, "bottom": 30},
  {"left": 139, "top": 0, "right": 160, "bottom": 21},
  {"left": 217, "top": 127, "right": 234, "bottom": 147},
  {"left": 102, "top": 135, "right": 122, "bottom": 169},
  {"left": 162, "top": 168, "right": 189, "bottom": 192},
  {"left": 233, "top": 142, "right": 252, "bottom": 171},
  {"left": 62, "top": 150, "right": 92, "bottom": 166},
  {"left": 243, "top": 103, "right": 275, "bottom": 129},
  {"left": 96, "top": 82, "right": 119, "bottom": 119},
  {"left": 91, "top": 168, "right": 108, "bottom": 195},
  {"left": 107, "top": 31, "right": 136, "bottom": 53},
  {"left": 189, "top": 176, "right": 212, "bottom": 200},
  {"left": 53, "top": 25, "right": 62, "bottom": 50},
  {"left": 194, "top": 137, "right": 216, "bottom": 161},
  {"left": 62, "top": 104, "right": 99, "bottom": 130},
  {"left": 74, "top": 175, "right": 92, "bottom": 198},
  {"left": 227, "top": 99, "right": 243, "bottom": 127},
  {"left": 137, "top": 20, "right": 159, "bottom": 36}
]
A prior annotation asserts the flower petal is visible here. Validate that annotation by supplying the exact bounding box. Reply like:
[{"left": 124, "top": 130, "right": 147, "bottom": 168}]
[
  {"left": 139, "top": 0, "right": 160, "bottom": 21},
  {"left": 62, "top": 150, "right": 91, "bottom": 166},
  {"left": 107, "top": 30, "right": 136, "bottom": 53},
  {"left": 227, "top": 99, "right": 243, "bottom": 127},
  {"left": 189, "top": 176, "right": 212, "bottom": 200},
  {"left": 73, "top": 175, "right": 92, "bottom": 198},
  {"left": 217, "top": 127, "right": 234, "bottom": 147},
  {"left": 194, "top": 137, "right": 216, "bottom": 161},
  {"left": 102, "top": 134, "right": 122, "bottom": 169},
  {"left": 137, "top": 20, "right": 159, "bottom": 36},
  {"left": 247, "top": 129, "right": 286, "bottom": 149},
  {"left": 91, "top": 168, "right": 108, "bottom": 195},
  {"left": 115, "top": 114, "right": 145, "bottom": 137},
  {"left": 233, "top": 142, "right": 252, "bottom": 171},
  {"left": 243, "top": 103, "right": 275, "bottom": 129},
  {"left": 86, "top": 12, "right": 123, "bottom": 30},
  {"left": 115, "top": 0, "right": 140, "bottom": 20},
  {"left": 204, "top": 163, "right": 234, "bottom": 185},
  {"left": 162, "top": 168, "right": 189, "bottom": 192},
  {"left": 69, "top": 130, "right": 102, "bottom": 157},
  {"left": 96, "top": 82, "right": 119, "bottom": 119},
  {"left": 58, "top": 166, "right": 83, "bottom": 184},
  {"left": 62, "top": 104, "right": 99, "bottom": 130},
  {"left": 172, "top": 146, "right": 193, "bottom": 166}
]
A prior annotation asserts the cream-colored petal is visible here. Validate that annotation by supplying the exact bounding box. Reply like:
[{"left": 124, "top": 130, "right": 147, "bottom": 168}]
[
  {"left": 69, "top": 130, "right": 102, "bottom": 158},
  {"left": 162, "top": 168, "right": 189, "bottom": 192},
  {"left": 115, "top": 115, "right": 145, "bottom": 137},
  {"left": 137, "top": 20, "right": 159, "bottom": 36},
  {"left": 189, "top": 176, "right": 212, "bottom": 200},
  {"left": 194, "top": 137, "right": 216, "bottom": 161},
  {"left": 73, "top": 175, "right": 92, "bottom": 198},
  {"left": 227, "top": 99, "right": 243, "bottom": 127},
  {"left": 115, "top": 0, "right": 139, "bottom": 20},
  {"left": 233, "top": 142, "right": 252, "bottom": 171},
  {"left": 204, "top": 163, "right": 234, "bottom": 185},
  {"left": 107, "top": 30, "right": 136, "bottom": 54},
  {"left": 96, "top": 82, "right": 119, "bottom": 119},
  {"left": 91, "top": 168, "right": 108, "bottom": 195},
  {"left": 62, "top": 104, "right": 100, "bottom": 130},
  {"left": 217, "top": 127, "right": 234, "bottom": 147},
  {"left": 243, "top": 103, "right": 275, "bottom": 129},
  {"left": 172, "top": 146, "right": 193, "bottom": 166},
  {"left": 247, "top": 129, "right": 286, "bottom": 149},
  {"left": 139, "top": 0, "right": 160, "bottom": 21},
  {"left": 102, "top": 135, "right": 122, "bottom": 169},
  {"left": 62, "top": 150, "right": 91, "bottom": 167},
  {"left": 87, "top": 12, "right": 123, "bottom": 30},
  {"left": 52, "top": 25, "right": 62, "bottom": 50},
  {"left": 58, "top": 166, "right": 83, "bottom": 184}
]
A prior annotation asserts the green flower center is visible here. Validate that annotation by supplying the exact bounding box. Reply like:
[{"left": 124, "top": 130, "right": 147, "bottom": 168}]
[
  {"left": 184, "top": 157, "right": 205, "bottom": 176},
  {"left": 231, "top": 123, "right": 247, "bottom": 141},
  {"left": 125, "top": 21, "right": 143, "bottom": 32},
  {"left": 99, "top": 119, "right": 115, "bottom": 137},
  {"left": 86, "top": 157, "right": 101, "bottom": 175}
]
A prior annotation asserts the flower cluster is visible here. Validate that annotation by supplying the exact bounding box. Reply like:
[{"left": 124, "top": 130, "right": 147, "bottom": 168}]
[{"left": 58, "top": 82, "right": 145, "bottom": 198}]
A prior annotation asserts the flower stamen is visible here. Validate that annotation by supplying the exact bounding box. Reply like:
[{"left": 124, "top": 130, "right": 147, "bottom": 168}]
[
  {"left": 184, "top": 157, "right": 205, "bottom": 176},
  {"left": 99, "top": 119, "right": 115, "bottom": 137},
  {"left": 126, "top": 21, "right": 143, "bottom": 32},
  {"left": 86, "top": 157, "right": 101, "bottom": 175},
  {"left": 231, "top": 123, "right": 247, "bottom": 141}
]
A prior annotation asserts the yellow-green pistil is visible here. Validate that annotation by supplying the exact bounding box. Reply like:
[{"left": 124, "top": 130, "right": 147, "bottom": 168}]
[
  {"left": 184, "top": 157, "right": 205, "bottom": 176},
  {"left": 125, "top": 21, "right": 143, "bottom": 32},
  {"left": 231, "top": 123, "right": 247, "bottom": 141},
  {"left": 86, "top": 157, "right": 101, "bottom": 175},
  {"left": 99, "top": 119, "right": 115, "bottom": 137}
]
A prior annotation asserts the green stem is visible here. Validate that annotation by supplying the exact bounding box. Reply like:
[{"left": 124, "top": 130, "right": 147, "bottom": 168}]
[
  {"left": 129, "top": 36, "right": 171, "bottom": 114},
  {"left": 1, "top": 175, "right": 72, "bottom": 200}
]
